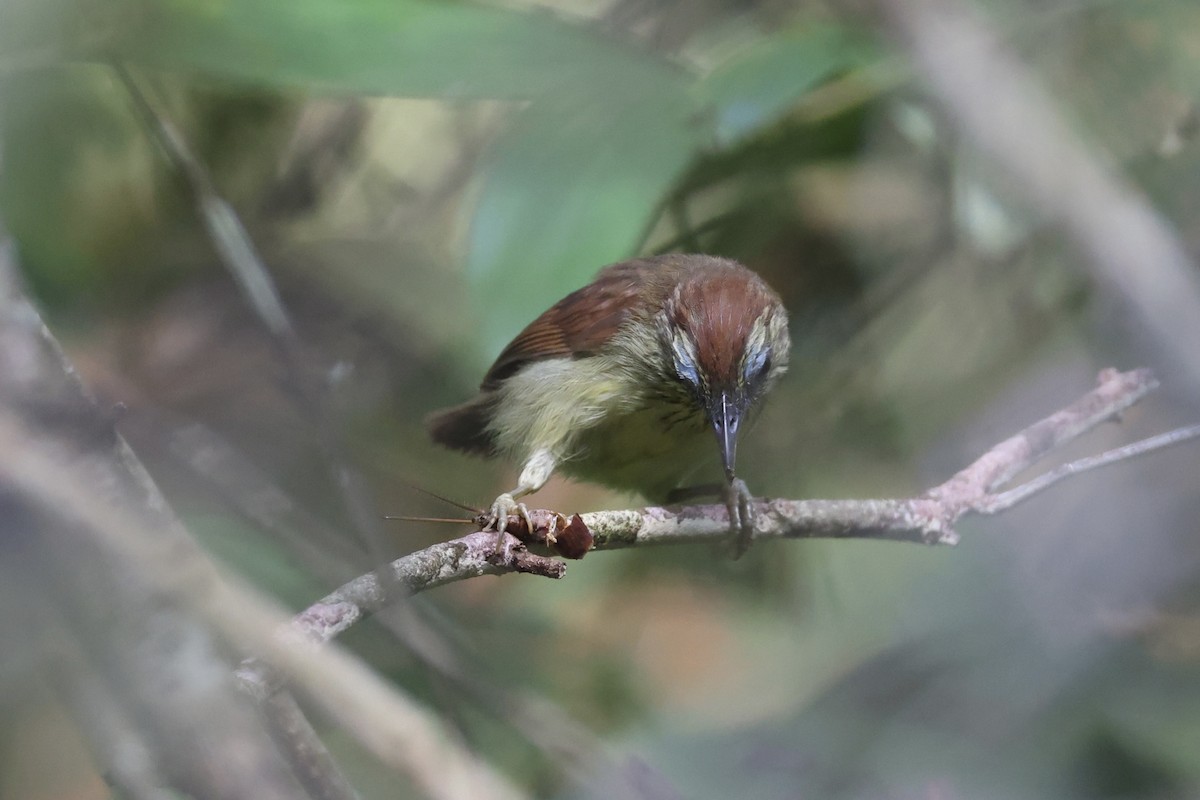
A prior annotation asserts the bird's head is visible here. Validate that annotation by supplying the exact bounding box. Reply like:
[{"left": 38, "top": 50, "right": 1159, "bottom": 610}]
[{"left": 658, "top": 264, "right": 790, "bottom": 481}]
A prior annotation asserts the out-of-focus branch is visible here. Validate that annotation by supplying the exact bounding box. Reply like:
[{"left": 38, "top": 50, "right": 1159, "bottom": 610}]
[
  {"left": 0, "top": 238, "right": 303, "bottom": 799},
  {"left": 163, "top": 416, "right": 366, "bottom": 576},
  {"left": 281, "top": 368, "right": 1192, "bottom": 647},
  {"left": 113, "top": 67, "right": 683, "bottom": 799},
  {"left": 0, "top": 408, "right": 528, "bottom": 800},
  {"left": 112, "top": 65, "right": 522, "bottom": 798},
  {"left": 870, "top": 0, "right": 1200, "bottom": 395},
  {"left": 259, "top": 691, "right": 362, "bottom": 800},
  {"left": 0, "top": 245, "right": 526, "bottom": 800},
  {"left": 156, "top": 419, "right": 676, "bottom": 800},
  {"left": 112, "top": 63, "right": 393, "bottom": 573},
  {"left": 47, "top": 633, "right": 178, "bottom": 800}
]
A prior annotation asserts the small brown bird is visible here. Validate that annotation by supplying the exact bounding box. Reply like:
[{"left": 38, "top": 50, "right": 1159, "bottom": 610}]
[{"left": 427, "top": 253, "right": 790, "bottom": 555}]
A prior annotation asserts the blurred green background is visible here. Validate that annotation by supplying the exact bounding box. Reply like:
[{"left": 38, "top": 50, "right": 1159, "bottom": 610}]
[{"left": 3, "top": 0, "right": 1200, "bottom": 798}]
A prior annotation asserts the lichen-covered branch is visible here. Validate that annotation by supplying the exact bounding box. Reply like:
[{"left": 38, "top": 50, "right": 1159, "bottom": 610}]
[{"left": 261, "top": 535, "right": 565, "bottom": 649}]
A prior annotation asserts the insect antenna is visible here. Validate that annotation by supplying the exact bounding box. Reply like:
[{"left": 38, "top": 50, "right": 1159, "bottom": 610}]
[
  {"left": 383, "top": 514, "right": 474, "bottom": 525},
  {"left": 397, "top": 481, "right": 480, "bottom": 513}
]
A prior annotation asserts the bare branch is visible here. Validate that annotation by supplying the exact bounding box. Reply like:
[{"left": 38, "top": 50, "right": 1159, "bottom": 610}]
[
  {"left": 586, "top": 368, "right": 1167, "bottom": 549},
  {"left": 933, "top": 368, "right": 1158, "bottom": 497},
  {"left": 282, "top": 368, "right": 1191, "bottom": 652},
  {"left": 244, "top": 534, "right": 563, "bottom": 653},
  {"left": 980, "top": 423, "right": 1200, "bottom": 514}
]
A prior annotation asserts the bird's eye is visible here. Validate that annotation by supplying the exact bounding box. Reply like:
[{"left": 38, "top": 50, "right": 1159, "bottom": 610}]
[
  {"left": 743, "top": 348, "right": 771, "bottom": 383},
  {"left": 672, "top": 338, "right": 701, "bottom": 387}
]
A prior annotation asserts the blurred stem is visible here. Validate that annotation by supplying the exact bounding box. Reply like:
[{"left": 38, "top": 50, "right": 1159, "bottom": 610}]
[
  {"left": 47, "top": 633, "right": 178, "bottom": 800},
  {"left": 0, "top": 232, "right": 303, "bottom": 799},
  {"left": 0, "top": 405, "right": 528, "bottom": 800},
  {"left": 108, "top": 56, "right": 681, "bottom": 799},
  {"left": 260, "top": 691, "right": 362, "bottom": 800},
  {"left": 871, "top": 0, "right": 1200, "bottom": 396},
  {"left": 111, "top": 63, "right": 396, "bottom": 582},
  {"left": 105, "top": 64, "right": 528, "bottom": 800}
]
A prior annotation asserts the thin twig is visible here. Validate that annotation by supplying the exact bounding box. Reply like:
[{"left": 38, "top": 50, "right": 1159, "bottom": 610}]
[
  {"left": 925, "top": 367, "right": 1157, "bottom": 505},
  {"left": 981, "top": 423, "right": 1200, "bottom": 514}
]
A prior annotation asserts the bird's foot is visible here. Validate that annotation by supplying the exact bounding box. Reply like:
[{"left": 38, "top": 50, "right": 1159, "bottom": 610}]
[
  {"left": 725, "top": 478, "right": 756, "bottom": 560},
  {"left": 666, "top": 481, "right": 757, "bottom": 559},
  {"left": 486, "top": 492, "right": 534, "bottom": 554}
]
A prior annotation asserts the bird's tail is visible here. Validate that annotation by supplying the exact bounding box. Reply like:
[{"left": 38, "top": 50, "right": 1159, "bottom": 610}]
[{"left": 425, "top": 394, "right": 499, "bottom": 457}]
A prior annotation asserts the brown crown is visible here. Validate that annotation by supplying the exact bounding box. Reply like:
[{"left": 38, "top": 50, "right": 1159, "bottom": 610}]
[{"left": 667, "top": 264, "right": 779, "bottom": 389}]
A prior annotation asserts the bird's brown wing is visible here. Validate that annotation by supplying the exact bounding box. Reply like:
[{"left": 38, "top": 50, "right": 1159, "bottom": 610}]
[{"left": 481, "top": 258, "right": 669, "bottom": 390}]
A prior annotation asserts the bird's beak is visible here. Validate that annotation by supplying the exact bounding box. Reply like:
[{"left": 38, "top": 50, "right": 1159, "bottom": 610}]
[{"left": 710, "top": 391, "right": 741, "bottom": 482}]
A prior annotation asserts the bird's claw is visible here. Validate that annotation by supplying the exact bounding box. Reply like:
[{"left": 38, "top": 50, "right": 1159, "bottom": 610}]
[
  {"left": 725, "top": 478, "right": 756, "bottom": 559},
  {"left": 486, "top": 492, "right": 534, "bottom": 554}
]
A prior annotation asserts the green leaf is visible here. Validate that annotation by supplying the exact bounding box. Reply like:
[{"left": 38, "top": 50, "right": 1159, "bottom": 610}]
[
  {"left": 105, "top": 0, "right": 709, "bottom": 358},
  {"left": 116, "top": 0, "right": 684, "bottom": 101},
  {"left": 465, "top": 87, "right": 701, "bottom": 355},
  {"left": 696, "top": 25, "right": 881, "bottom": 145}
]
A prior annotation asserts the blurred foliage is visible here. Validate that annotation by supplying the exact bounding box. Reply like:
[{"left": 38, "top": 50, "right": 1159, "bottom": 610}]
[{"left": 3, "top": 0, "right": 1200, "bottom": 798}]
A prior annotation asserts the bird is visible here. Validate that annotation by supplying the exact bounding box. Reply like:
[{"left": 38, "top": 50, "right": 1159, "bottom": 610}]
[{"left": 426, "top": 253, "right": 790, "bottom": 557}]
